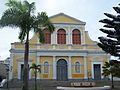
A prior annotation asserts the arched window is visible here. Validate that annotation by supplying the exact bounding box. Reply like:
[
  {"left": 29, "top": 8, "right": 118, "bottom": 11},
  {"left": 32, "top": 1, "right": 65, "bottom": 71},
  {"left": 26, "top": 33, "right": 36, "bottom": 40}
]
[
  {"left": 44, "top": 62, "right": 49, "bottom": 73},
  {"left": 57, "top": 29, "right": 66, "bottom": 44},
  {"left": 72, "top": 29, "right": 81, "bottom": 44},
  {"left": 75, "top": 62, "right": 80, "bottom": 73},
  {"left": 43, "top": 30, "right": 51, "bottom": 44}
]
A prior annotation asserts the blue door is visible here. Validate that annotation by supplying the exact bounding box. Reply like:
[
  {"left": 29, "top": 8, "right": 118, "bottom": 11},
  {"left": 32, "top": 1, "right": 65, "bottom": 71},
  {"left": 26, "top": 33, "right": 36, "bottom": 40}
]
[
  {"left": 57, "top": 59, "right": 68, "bottom": 81},
  {"left": 21, "top": 64, "right": 24, "bottom": 80},
  {"left": 94, "top": 64, "right": 101, "bottom": 80}
]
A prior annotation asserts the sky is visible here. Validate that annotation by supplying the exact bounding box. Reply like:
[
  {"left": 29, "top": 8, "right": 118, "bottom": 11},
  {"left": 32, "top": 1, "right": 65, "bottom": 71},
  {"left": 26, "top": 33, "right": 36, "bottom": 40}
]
[{"left": 0, "top": 0, "right": 119, "bottom": 60}]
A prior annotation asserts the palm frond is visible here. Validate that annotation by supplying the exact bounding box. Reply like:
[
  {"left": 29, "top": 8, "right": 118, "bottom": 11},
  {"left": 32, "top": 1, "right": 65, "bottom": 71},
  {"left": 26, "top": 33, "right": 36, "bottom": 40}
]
[
  {"left": 0, "top": 8, "right": 21, "bottom": 27},
  {"left": 38, "top": 28, "right": 45, "bottom": 44},
  {"left": 29, "top": 63, "right": 41, "bottom": 73},
  {"left": 23, "top": 1, "right": 35, "bottom": 13},
  {"left": 37, "top": 12, "right": 55, "bottom": 32},
  {"left": 18, "top": 28, "right": 26, "bottom": 42}
]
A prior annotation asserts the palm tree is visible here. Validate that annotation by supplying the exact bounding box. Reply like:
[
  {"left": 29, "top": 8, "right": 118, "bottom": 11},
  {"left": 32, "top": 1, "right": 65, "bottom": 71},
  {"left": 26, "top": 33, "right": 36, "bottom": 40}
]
[
  {"left": 102, "top": 60, "right": 120, "bottom": 88},
  {"left": 0, "top": 0, "right": 54, "bottom": 90},
  {"left": 30, "top": 63, "right": 41, "bottom": 90}
]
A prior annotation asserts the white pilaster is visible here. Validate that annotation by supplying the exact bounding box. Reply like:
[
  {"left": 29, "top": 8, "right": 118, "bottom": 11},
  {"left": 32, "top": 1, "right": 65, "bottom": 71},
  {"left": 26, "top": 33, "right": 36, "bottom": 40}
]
[
  {"left": 18, "top": 62, "right": 21, "bottom": 80},
  {"left": 51, "top": 30, "right": 55, "bottom": 44},
  {"left": 55, "top": 29, "right": 57, "bottom": 44},
  {"left": 68, "top": 56, "right": 72, "bottom": 79},
  {"left": 69, "top": 26, "right": 72, "bottom": 44},
  {"left": 37, "top": 56, "right": 40, "bottom": 79},
  {"left": 18, "top": 60, "right": 32, "bottom": 80},
  {"left": 83, "top": 31, "right": 86, "bottom": 49},
  {"left": 84, "top": 56, "right": 87, "bottom": 79},
  {"left": 66, "top": 31, "right": 69, "bottom": 44},
  {"left": 91, "top": 58, "right": 103, "bottom": 79},
  {"left": 53, "top": 56, "right": 56, "bottom": 79}
]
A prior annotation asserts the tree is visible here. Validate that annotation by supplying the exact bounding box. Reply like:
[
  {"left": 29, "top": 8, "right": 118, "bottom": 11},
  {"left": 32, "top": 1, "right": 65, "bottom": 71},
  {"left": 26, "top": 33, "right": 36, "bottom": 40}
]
[
  {"left": 0, "top": 0, "right": 54, "bottom": 90},
  {"left": 97, "top": 3, "right": 120, "bottom": 57},
  {"left": 30, "top": 63, "right": 41, "bottom": 90},
  {"left": 102, "top": 60, "right": 120, "bottom": 88}
]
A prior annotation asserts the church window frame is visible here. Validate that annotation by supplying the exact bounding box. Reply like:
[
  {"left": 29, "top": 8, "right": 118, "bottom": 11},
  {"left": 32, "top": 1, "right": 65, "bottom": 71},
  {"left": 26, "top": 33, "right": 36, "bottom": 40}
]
[
  {"left": 43, "top": 61, "right": 49, "bottom": 74},
  {"left": 74, "top": 61, "right": 81, "bottom": 73},
  {"left": 43, "top": 30, "right": 51, "bottom": 44},
  {"left": 57, "top": 29, "right": 66, "bottom": 44},
  {"left": 72, "top": 29, "right": 81, "bottom": 44}
]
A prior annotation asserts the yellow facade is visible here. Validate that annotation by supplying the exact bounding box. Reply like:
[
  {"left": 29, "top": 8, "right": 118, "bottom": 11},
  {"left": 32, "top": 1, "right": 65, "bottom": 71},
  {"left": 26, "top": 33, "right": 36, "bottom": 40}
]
[{"left": 9, "top": 13, "right": 110, "bottom": 81}]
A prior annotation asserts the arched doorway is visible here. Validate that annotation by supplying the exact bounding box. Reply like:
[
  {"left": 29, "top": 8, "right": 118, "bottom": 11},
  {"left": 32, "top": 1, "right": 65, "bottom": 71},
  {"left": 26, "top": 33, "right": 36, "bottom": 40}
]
[{"left": 57, "top": 59, "right": 68, "bottom": 81}]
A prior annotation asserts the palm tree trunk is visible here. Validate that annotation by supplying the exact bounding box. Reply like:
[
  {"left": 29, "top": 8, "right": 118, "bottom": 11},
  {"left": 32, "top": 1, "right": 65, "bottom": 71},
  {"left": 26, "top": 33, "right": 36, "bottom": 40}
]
[
  {"left": 35, "top": 71, "right": 37, "bottom": 90},
  {"left": 111, "top": 74, "right": 114, "bottom": 88},
  {"left": 22, "top": 31, "right": 29, "bottom": 90}
]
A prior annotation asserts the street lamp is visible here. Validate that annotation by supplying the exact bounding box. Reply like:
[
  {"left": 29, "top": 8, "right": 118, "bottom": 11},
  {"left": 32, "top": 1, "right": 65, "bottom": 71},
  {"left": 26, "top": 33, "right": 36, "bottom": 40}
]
[{"left": 4, "top": 63, "right": 10, "bottom": 89}]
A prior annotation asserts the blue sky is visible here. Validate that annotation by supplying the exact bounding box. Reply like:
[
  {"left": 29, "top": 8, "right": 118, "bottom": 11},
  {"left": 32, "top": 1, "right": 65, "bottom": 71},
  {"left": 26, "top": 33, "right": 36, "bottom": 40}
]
[{"left": 0, "top": 0, "right": 120, "bottom": 60}]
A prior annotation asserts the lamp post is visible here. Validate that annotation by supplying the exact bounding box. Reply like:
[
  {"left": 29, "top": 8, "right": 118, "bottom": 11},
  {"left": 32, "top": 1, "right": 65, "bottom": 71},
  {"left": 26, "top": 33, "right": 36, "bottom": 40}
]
[
  {"left": 6, "top": 67, "right": 9, "bottom": 89},
  {"left": 110, "top": 66, "right": 114, "bottom": 88},
  {"left": 4, "top": 63, "right": 10, "bottom": 89}
]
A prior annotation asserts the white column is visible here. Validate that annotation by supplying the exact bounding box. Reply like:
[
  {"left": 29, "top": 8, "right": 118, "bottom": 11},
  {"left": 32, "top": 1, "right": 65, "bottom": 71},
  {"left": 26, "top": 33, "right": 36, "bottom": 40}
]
[
  {"left": 53, "top": 56, "right": 56, "bottom": 79},
  {"left": 55, "top": 30, "right": 57, "bottom": 44},
  {"left": 84, "top": 56, "right": 87, "bottom": 79},
  {"left": 18, "top": 62, "right": 21, "bottom": 79},
  {"left": 67, "top": 27, "right": 70, "bottom": 44},
  {"left": 68, "top": 56, "right": 72, "bottom": 79},
  {"left": 51, "top": 29, "right": 55, "bottom": 44},
  {"left": 69, "top": 26, "right": 72, "bottom": 44},
  {"left": 37, "top": 56, "right": 40, "bottom": 79},
  {"left": 66, "top": 28, "right": 69, "bottom": 44},
  {"left": 83, "top": 31, "right": 86, "bottom": 49}
]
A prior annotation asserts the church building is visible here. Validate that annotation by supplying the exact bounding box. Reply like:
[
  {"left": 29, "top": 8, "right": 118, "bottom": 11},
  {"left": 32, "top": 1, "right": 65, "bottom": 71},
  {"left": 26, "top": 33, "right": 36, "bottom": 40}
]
[{"left": 9, "top": 13, "right": 110, "bottom": 81}]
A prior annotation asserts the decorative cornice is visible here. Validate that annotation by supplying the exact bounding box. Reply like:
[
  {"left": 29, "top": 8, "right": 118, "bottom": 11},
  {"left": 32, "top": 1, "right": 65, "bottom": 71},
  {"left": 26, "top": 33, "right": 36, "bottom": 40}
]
[
  {"left": 16, "top": 57, "right": 32, "bottom": 62},
  {"left": 10, "top": 48, "right": 109, "bottom": 57}
]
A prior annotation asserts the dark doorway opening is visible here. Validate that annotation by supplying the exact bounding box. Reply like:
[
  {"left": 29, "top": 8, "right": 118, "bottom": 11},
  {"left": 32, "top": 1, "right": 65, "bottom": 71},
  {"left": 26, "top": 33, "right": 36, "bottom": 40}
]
[
  {"left": 57, "top": 59, "right": 68, "bottom": 81},
  {"left": 94, "top": 64, "right": 101, "bottom": 80}
]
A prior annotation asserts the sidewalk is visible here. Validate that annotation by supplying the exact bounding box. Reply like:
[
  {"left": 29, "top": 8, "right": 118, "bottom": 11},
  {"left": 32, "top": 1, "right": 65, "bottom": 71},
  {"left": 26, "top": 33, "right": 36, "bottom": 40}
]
[
  {"left": 0, "top": 87, "right": 57, "bottom": 90},
  {"left": 0, "top": 88, "right": 22, "bottom": 90}
]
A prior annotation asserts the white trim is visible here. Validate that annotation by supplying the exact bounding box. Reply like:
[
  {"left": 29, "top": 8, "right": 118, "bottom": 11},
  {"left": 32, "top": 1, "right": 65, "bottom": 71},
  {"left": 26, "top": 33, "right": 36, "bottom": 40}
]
[
  {"left": 71, "top": 28, "right": 82, "bottom": 45},
  {"left": 43, "top": 61, "right": 50, "bottom": 74},
  {"left": 57, "top": 57, "right": 68, "bottom": 63},
  {"left": 51, "top": 27, "right": 56, "bottom": 44},
  {"left": 57, "top": 58, "right": 68, "bottom": 79},
  {"left": 11, "top": 49, "right": 108, "bottom": 57},
  {"left": 66, "top": 29, "right": 69, "bottom": 44},
  {"left": 84, "top": 56, "right": 87, "bottom": 79},
  {"left": 53, "top": 23, "right": 85, "bottom": 27},
  {"left": 91, "top": 57, "right": 104, "bottom": 79},
  {"left": 74, "top": 61, "right": 81, "bottom": 74},
  {"left": 56, "top": 28, "right": 67, "bottom": 44},
  {"left": 68, "top": 56, "right": 72, "bottom": 79},
  {"left": 69, "top": 26, "right": 72, "bottom": 44},
  {"left": 53, "top": 56, "right": 56, "bottom": 79},
  {"left": 17, "top": 59, "right": 32, "bottom": 79}
]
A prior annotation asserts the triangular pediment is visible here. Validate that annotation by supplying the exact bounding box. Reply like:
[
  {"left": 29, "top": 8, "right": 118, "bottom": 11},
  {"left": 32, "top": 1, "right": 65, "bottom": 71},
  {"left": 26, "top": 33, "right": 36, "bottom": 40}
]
[{"left": 49, "top": 13, "right": 86, "bottom": 24}]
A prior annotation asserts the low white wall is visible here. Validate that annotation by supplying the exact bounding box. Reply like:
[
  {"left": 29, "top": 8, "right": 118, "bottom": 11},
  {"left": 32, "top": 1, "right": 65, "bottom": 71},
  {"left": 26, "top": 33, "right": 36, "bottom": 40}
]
[{"left": 57, "top": 86, "right": 111, "bottom": 90}]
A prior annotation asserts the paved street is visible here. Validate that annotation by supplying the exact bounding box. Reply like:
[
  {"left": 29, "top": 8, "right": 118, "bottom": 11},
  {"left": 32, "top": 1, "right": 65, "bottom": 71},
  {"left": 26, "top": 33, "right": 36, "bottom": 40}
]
[{"left": 0, "top": 80, "right": 120, "bottom": 90}]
